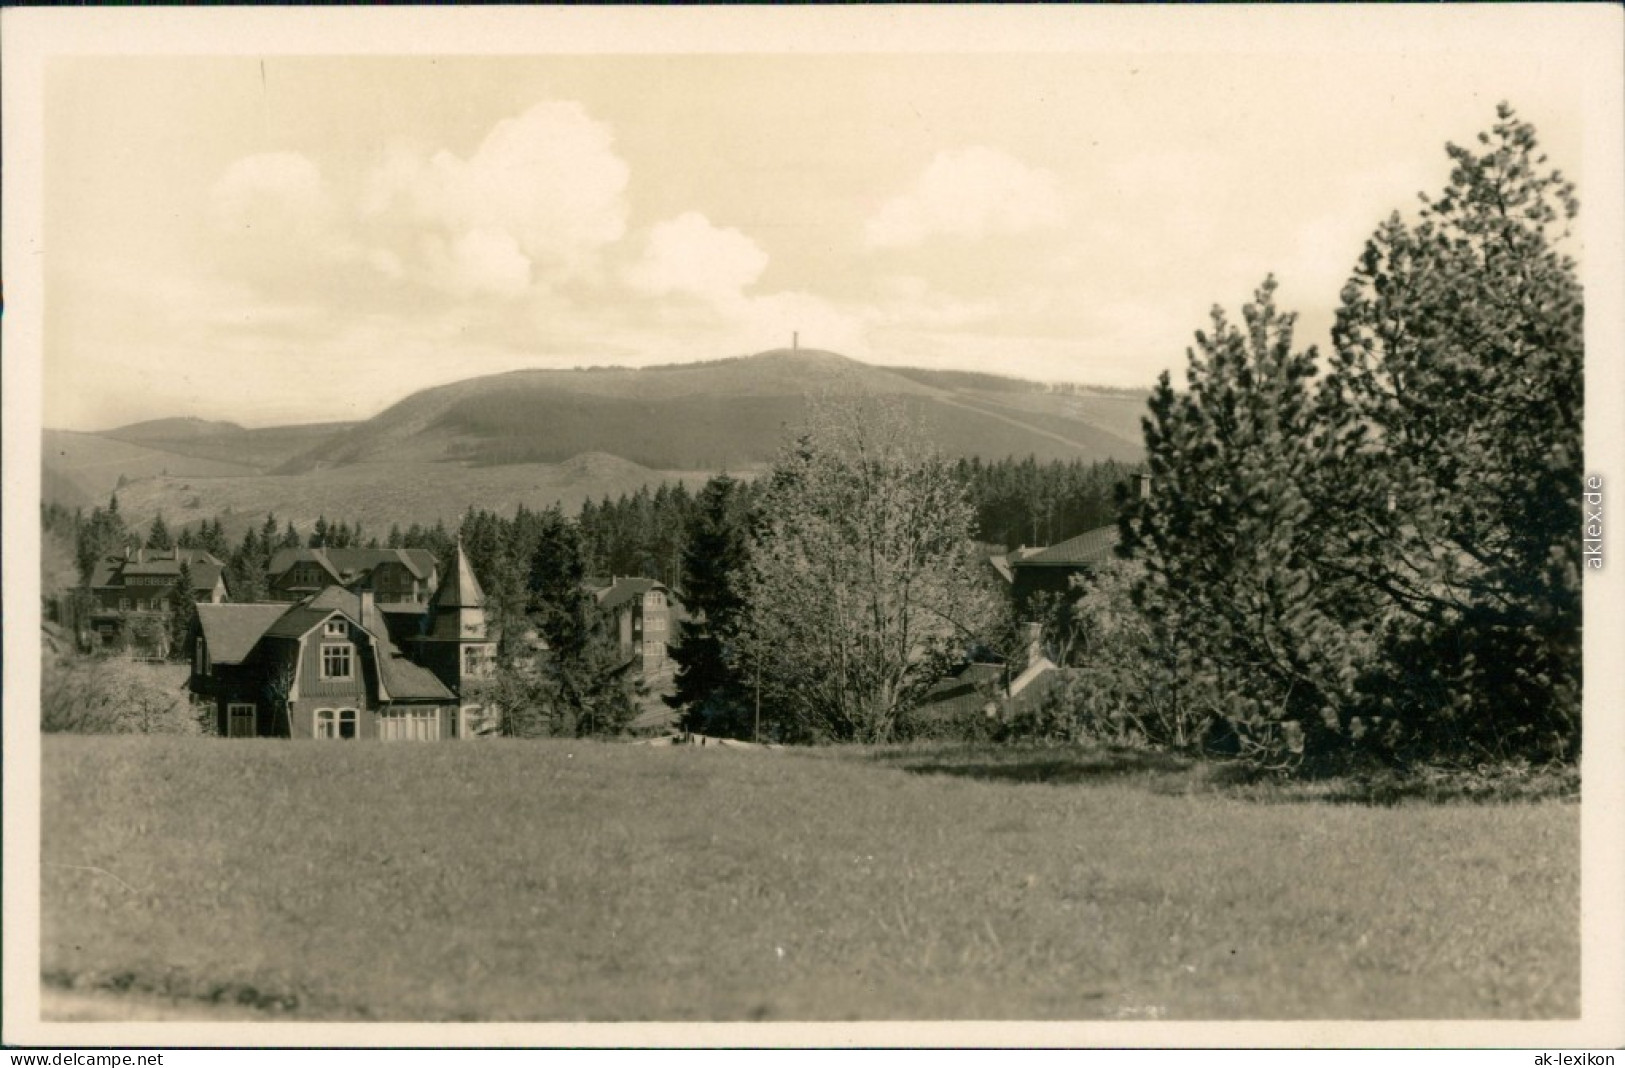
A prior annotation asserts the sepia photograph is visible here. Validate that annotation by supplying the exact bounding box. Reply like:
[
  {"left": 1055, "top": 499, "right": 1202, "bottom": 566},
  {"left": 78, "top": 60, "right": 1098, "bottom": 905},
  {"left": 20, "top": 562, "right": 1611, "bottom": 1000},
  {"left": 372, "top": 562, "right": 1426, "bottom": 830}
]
[{"left": 3, "top": 4, "right": 1623, "bottom": 1050}]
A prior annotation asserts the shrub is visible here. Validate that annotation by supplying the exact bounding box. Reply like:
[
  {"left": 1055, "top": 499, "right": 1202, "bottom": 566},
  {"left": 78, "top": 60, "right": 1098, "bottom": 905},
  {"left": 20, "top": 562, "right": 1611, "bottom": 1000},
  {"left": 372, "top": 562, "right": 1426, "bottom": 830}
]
[{"left": 41, "top": 653, "right": 202, "bottom": 736}]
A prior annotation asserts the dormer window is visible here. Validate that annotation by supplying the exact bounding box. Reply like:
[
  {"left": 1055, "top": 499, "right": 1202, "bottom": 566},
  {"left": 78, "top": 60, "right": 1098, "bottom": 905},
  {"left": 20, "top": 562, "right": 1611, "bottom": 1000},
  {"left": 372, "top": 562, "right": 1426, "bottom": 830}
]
[{"left": 321, "top": 643, "right": 353, "bottom": 680}]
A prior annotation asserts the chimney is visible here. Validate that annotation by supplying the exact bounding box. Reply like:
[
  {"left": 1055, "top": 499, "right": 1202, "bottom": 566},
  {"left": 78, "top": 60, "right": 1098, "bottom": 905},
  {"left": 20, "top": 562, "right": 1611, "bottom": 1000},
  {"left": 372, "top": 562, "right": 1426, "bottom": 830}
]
[
  {"left": 360, "top": 588, "right": 378, "bottom": 635},
  {"left": 1135, "top": 473, "right": 1153, "bottom": 501},
  {"left": 1022, "top": 622, "right": 1044, "bottom": 666}
]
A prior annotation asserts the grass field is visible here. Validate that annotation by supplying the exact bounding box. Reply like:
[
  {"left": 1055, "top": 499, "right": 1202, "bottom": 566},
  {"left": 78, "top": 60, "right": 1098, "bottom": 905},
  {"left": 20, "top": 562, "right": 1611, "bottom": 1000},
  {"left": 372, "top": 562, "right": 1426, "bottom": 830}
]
[{"left": 40, "top": 736, "right": 1577, "bottom": 1021}]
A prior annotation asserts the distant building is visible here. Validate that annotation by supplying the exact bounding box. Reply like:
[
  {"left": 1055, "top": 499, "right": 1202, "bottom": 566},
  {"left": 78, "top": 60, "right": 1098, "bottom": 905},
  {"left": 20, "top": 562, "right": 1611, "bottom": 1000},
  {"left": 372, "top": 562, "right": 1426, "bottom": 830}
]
[
  {"left": 906, "top": 626, "right": 1064, "bottom": 731},
  {"left": 265, "top": 547, "right": 440, "bottom": 605},
  {"left": 85, "top": 547, "right": 228, "bottom": 652},
  {"left": 1006, "top": 473, "right": 1150, "bottom": 619},
  {"left": 585, "top": 576, "right": 675, "bottom": 676},
  {"left": 1007, "top": 525, "right": 1120, "bottom": 617},
  {"left": 190, "top": 543, "right": 496, "bottom": 740}
]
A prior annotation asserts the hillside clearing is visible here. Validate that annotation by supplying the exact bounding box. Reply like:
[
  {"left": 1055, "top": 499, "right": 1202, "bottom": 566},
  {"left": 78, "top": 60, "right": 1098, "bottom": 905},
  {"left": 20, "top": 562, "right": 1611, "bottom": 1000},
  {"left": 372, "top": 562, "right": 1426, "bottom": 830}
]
[
  {"left": 41, "top": 737, "right": 1576, "bottom": 1022},
  {"left": 82, "top": 459, "right": 722, "bottom": 536}
]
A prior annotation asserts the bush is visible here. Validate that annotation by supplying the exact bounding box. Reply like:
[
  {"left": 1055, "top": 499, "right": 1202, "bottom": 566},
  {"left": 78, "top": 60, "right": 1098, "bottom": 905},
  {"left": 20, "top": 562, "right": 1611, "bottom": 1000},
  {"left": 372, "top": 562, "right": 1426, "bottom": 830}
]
[{"left": 42, "top": 653, "right": 202, "bottom": 736}]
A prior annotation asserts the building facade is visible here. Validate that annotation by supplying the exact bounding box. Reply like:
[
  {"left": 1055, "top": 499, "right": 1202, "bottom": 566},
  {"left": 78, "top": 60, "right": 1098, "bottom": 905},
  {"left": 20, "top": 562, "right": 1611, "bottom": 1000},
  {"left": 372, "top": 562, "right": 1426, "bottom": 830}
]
[
  {"left": 85, "top": 547, "right": 229, "bottom": 653},
  {"left": 587, "top": 577, "right": 674, "bottom": 675},
  {"left": 191, "top": 544, "right": 496, "bottom": 740},
  {"left": 265, "top": 547, "right": 440, "bottom": 605}
]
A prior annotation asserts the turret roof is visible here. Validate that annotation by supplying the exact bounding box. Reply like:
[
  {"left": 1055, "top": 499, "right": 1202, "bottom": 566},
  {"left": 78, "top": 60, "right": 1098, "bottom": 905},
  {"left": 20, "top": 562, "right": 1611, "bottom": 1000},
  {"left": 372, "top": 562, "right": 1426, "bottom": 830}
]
[{"left": 432, "top": 542, "right": 487, "bottom": 609}]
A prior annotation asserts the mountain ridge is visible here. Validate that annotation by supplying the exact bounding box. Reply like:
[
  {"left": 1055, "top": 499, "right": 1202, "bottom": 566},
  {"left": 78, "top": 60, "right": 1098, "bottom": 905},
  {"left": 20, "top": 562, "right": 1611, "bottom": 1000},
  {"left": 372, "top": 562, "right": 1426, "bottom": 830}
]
[{"left": 274, "top": 349, "right": 1145, "bottom": 474}]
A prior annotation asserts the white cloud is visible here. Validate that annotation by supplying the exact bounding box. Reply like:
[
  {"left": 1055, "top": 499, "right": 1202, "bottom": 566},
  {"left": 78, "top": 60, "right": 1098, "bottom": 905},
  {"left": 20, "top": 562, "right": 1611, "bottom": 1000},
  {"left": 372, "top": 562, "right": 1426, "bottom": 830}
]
[
  {"left": 625, "top": 211, "right": 769, "bottom": 304},
  {"left": 209, "top": 151, "right": 332, "bottom": 239},
  {"left": 207, "top": 152, "right": 351, "bottom": 287},
  {"left": 427, "top": 228, "right": 533, "bottom": 299},
  {"left": 865, "top": 147, "right": 1064, "bottom": 249},
  {"left": 363, "top": 100, "right": 629, "bottom": 293}
]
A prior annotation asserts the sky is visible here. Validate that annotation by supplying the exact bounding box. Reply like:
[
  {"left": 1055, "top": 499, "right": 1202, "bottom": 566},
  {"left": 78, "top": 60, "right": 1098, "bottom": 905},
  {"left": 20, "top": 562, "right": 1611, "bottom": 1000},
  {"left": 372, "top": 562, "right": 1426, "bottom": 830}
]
[{"left": 29, "top": 12, "right": 1601, "bottom": 431}]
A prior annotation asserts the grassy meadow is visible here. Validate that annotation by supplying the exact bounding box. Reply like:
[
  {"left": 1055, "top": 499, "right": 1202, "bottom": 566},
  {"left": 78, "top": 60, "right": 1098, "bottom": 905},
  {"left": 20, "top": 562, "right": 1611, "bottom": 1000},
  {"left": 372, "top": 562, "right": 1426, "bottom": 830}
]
[{"left": 41, "top": 736, "right": 1577, "bottom": 1021}]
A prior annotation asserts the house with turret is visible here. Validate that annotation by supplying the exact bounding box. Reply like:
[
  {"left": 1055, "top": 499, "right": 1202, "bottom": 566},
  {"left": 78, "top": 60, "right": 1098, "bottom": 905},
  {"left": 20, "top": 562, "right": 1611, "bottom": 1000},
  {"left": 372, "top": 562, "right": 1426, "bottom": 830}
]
[{"left": 190, "top": 543, "right": 499, "bottom": 739}]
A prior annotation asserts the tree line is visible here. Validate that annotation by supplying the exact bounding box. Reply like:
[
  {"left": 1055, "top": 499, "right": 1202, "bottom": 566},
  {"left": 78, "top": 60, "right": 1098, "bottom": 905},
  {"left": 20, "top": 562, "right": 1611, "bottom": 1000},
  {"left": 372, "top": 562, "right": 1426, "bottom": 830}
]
[{"left": 48, "top": 453, "right": 1129, "bottom": 620}]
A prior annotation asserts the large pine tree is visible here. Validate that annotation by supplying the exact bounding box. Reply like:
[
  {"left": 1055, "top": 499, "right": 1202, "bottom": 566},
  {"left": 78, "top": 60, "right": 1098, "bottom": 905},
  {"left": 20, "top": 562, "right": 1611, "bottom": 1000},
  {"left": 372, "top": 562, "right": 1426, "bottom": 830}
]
[
  {"left": 1318, "top": 104, "right": 1583, "bottom": 760},
  {"left": 668, "top": 474, "right": 753, "bottom": 734},
  {"left": 1120, "top": 278, "right": 1377, "bottom": 762}
]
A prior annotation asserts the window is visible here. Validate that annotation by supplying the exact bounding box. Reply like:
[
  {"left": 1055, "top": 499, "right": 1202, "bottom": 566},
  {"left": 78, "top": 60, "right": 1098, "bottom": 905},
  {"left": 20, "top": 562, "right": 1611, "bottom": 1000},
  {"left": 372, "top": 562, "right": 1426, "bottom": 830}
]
[
  {"left": 462, "top": 645, "right": 490, "bottom": 676},
  {"left": 315, "top": 708, "right": 357, "bottom": 739},
  {"left": 195, "top": 638, "right": 209, "bottom": 676},
  {"left": 378, "top": 708, "right": 439, "bottom": 741},
  {"left": 118, "top": 598, "right": 130, "bottom": 612},
  {"left": 227, "top": 703, "right": 256, "bottom": 738},
  {"left": 320, "top": 643, "right": 353, "bottom": 680},
  {"left": 324, "top": 620, "right": 347, "bottom": 637}
]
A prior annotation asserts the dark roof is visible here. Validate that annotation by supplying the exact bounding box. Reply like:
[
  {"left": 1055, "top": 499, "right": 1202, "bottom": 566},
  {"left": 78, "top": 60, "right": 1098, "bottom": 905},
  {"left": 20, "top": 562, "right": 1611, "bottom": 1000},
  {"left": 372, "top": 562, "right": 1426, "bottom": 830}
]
[
  {"left": 267, "top": 547, "right": 437, "bottom": 582},
  {"left": 433, "top": 544, "right": 487, "bottom": 609},
  {"left": 378, "top": 655, "right": 455, "bottom": 701},
  {"left": 193, "top": 562, "right": 226, "bottom": 588},
  {"left": 267, "top": 548, "right": 343, "bottom": 584},
  {"left": 1012, "top": 525, "right": 1119, "bottom": 568},
  {"left": 196, "top": 604, "right": 290, "bottom": 664},
  {"left": 592, "top": 577, "right": 666, "bottom": 612},
  {"left": 92, "top": 549, "right": 226, "bottom": 591},
  {"left": 1008, "top": 666, "right": 1067, "bottom": 715},
  {"left": 264, "top": 606, "right": 337, "bottom": 641},
  {"left": 304, "top": 587, "right": 363, "bottom": 614},
  {"left": 911, "top": 662, "right": 1006, "bottom": 719}
]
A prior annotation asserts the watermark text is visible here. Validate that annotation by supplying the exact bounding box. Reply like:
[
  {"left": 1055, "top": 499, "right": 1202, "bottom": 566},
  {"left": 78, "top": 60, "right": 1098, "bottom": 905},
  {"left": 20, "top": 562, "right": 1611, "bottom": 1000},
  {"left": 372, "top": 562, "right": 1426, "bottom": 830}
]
[{"left": 1584, "top": 474, "right": 1603, "bottom": 569}]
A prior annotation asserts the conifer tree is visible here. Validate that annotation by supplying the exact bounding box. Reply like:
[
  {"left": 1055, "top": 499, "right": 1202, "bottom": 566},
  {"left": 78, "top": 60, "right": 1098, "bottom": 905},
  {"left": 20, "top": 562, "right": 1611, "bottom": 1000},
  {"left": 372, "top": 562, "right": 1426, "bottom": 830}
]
[
  {"left": 167, "top": 561, "right": 198, "bottom": 659},
  {"left": 1119, "top": 279, "right": 1377, "bottom": 762},
  {"left": 668, "top": 474, "right": 753, "bottom": 734},
  {"left": 146, "top": 512, "right": 173, "bottom": 551},
  {"left": 525, "top": 507, "right": 635, "bottom": 737},
  {"left": 1318, "top": 103, "right": 1582, "bottom": 759}
]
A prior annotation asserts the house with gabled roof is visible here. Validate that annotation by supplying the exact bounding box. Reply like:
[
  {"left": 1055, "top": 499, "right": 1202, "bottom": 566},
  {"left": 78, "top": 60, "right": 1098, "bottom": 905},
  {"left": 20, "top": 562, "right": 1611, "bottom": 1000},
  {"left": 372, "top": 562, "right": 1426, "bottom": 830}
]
[
  {"left": 1006, "top": 474, "right": 1150, "bottom": 618},
  {"left": 905, "top": 625, "right": 1064, "bottom": 733},
  {"left": 85, "top": 546, "right": 229, "bottom": 653},
  {"left": 190, "top": 544, "right": 494, "bottom": 740},
  {"left": 265, "top": 547, "right": 440, "bottom": 605},
  {"left": 585, "top": 576, "right": 676, "bottom": 676},
  {"left": 1008, "top": 525, "right": 1121, "bottom": 615}
]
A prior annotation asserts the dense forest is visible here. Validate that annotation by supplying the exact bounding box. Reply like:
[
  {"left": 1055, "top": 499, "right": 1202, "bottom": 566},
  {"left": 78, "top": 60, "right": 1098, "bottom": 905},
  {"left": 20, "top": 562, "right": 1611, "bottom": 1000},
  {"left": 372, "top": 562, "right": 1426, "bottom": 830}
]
[{"left": 45, "top": 453, "right": 1139, "bottom": 602}]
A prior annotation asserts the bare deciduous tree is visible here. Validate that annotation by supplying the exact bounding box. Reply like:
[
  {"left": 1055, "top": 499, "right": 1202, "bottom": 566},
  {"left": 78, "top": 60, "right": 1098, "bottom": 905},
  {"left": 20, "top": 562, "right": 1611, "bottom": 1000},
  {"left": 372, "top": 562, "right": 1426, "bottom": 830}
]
[{"left": 737, "top": 400, "right": 1002, "bottom": 743}]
